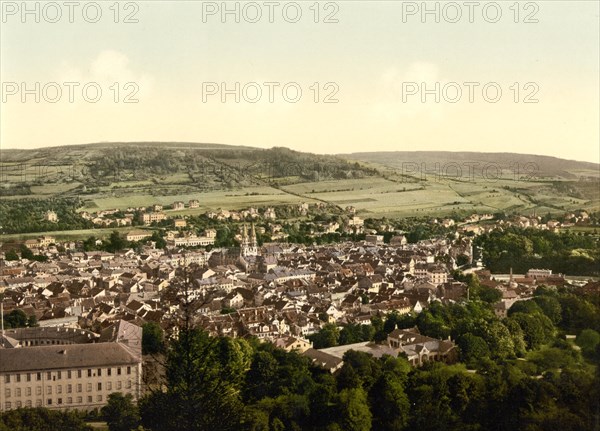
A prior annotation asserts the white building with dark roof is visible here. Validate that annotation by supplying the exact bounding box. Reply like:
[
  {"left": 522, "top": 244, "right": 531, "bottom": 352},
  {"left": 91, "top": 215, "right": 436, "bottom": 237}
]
[{"left": 0, "top": 321, "right": 142, "bottom": 412}]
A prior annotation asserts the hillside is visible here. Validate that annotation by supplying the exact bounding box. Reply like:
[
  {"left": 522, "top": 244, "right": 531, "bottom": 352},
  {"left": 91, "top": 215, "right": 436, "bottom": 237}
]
[
  {"left": 0, "top": 144, "right": 598, "bottom": 233},
  {"left": 341, "top": 151, "right": 599, "bottom": 180},
  {"left": 0, "top": 142, "right": 374, "bottom": 200}
]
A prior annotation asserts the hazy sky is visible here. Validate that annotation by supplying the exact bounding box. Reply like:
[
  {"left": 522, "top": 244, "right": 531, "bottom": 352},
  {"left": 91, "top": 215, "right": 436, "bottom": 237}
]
[{"left": 1, "top": 1, "right": 599, "bottom": 162}]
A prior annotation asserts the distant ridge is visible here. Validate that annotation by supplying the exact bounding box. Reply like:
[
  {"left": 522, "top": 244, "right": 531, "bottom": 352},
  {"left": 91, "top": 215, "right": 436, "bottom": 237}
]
[{"left": 340, "top": 151, "right": 599, "bottom": 178}]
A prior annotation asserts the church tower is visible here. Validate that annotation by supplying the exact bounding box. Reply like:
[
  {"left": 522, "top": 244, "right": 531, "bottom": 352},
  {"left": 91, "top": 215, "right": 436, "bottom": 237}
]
[
  {"left": 240, "top": 223, "right": 258, "bottom": 257},
  {"left": 248, "top": 223, "right": 258, "bottom": 256}
]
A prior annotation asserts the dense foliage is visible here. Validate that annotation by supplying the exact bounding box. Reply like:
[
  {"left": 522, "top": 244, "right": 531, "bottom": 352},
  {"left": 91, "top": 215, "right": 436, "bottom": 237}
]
[
  {"left": 0, "top": 408, "right": 92, "bottom": 431},
  {"left": 133, "top": 284, "right": 600, "bottom": 431},
  {"left": 0, "top": 198, "right": 93, "bottom": 234},
  {"left": 1, "top": 309, "right": 37, "bottom": 329},
  {"left": 475, "top": 227, "right": 600, "bottom": 275}
]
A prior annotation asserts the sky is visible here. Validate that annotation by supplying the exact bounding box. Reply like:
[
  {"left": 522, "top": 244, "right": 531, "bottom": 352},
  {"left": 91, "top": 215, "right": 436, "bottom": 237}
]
[{"left": 1, "top": 1, "right": 599, "bottom": 163}]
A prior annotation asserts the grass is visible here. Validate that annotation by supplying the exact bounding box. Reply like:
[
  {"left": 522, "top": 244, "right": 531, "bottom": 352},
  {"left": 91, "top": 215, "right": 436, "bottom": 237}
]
[
  {"left": 0, "top": 226, "right": 141, "bottom": 242},
  {"left": 80, "top": 186, "right": 317, "bottom": 212}
]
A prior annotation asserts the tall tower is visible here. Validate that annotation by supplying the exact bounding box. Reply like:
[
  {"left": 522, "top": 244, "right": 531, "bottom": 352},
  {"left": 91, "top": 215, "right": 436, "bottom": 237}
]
[
  {"left": 241, "top": 224, "right": 258, "bottom": 257},
  {"left": 248, "top": 223, "right": 258, "bottom": 256}
]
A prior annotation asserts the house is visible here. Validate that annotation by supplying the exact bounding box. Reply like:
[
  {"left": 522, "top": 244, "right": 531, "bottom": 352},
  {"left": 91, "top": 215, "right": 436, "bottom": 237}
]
[
  {"left": 172, "top": 201, "right": 185, "bottom": 211},
  {"left": 387, "top": 328, "right": 457, "bottom": 366},
  {"left": 173, "top": 219, "right": 187, "bottom": 228},
  {"left": 188, "top": 200, "right": 200, "bottom": 209},
  {"left": 44, "top": 211, "right": 58, "bottom": 223},
  {"left": 274, "top": 336, "right": 312, "bottom": 353},
  {"left": 126, "top": 230, "right": 152, "bottom": 242},
  {"left": 365, "top": 235, "right": 384, "bottom": 245}
]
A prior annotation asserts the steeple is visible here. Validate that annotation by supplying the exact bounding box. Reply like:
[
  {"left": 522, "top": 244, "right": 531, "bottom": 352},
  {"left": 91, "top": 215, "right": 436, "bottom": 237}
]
[{"left": 241, "top": 223, "right": 258, "bottom": 257}]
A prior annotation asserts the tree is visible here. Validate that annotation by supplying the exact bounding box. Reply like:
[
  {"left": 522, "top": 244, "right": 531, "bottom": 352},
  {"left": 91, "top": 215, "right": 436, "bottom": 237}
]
[
  {"left": 140, "top": 327, "right": 251, "bottom": 431},
  {"left": 3, "top": 309, "right": 30, "bottom": 329},
  {"left": 150, "top": 230, "right": 166, "bottom": 249},
  {"left": 369, "top": 373, "right": 410, "bottom": 431},
  {"left": 5, "top": 249, "right": 19, "bottom": 261},
  {"left": 0, "top": 408, "right": 93, "bottom": 431},
  {"left": 19, "top": 244, "right": 34, "bottom": 260},
  {"left": 308, "top": 323, "right": 339, "bottom": 348},
  {"left": 243, "top": 350, "right": 279, "bottom": 402},
  {"left": 106, "top": 231, "right": 127, "bottom": 252},
  {"left": 457, "top": 333, "right": 490, "bottom": 366},
  {"left": 533, "top": 295, "right": 562, "bottom": 325},
  {"left": 142, "top": 322, "right": 165, "bottom": 355},
  {"left": 576, "top": 329, "right": 600, "bottom": 356},
  {"left": 101, "top": 392, "right": 140, "bottom": 431},
  {"left": 337, "top": 388, "right": 372, "bottom": 431},
  {"left": 509, "top": 312, "right": 550, "bottom": 350}
]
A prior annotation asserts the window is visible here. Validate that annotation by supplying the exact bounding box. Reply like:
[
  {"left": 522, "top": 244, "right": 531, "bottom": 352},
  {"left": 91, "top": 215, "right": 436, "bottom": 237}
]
[
  {"left": 36, "top": 399, "right": 42, "bottom": 407},
  {"left": 67, "top": 384, "right": 72, "bottom": 393},
  {"left": 68, "top": 370, "right": 72, "bottom": 379},
  {"left": 126, "top": 380, "right": 132, "bottom": 389},
  {"left": 47, "top": 399, "right": 52, "bottom": 405},
  {"left": 67, "top": 397, "right": 72, "bottom": 404},
  {"left": 87, "top": 369, "right": 92, "bottom": 377},
  {"left": 77, "top": 396, "right": 82, "bottom": 403},
  {"left": 5, "top": 389, "right": 10, "bottom": 398},
  {"left": 57, "top": 398, "right": 62, "bottom": 405},
  {"left": 127, "top": 366, "right": 131, "bottom": 375},
  {"left": 87, "top": 383, "right": 92, "bottom": 392},
  {"left": 16, "top": 374, "right": 21, "bottom": 383},
  {"left": 57, "top": 371, "right": 61, "bottom": 380},
  {"left": 47, "top": 372, "right": 52, "bottom": 380},
  {"left": 97, "top": 368, "right": 102, "bottom": 377},
  {"left": 26, "top": 387, "right": 31, "bottom": 396},
  {"left": 97, "top": 395, "right": 102, "bottom": 402},
  {"left": 16, "top": 401, "right": 22, "bottom": 408},
  {"left": 97, "top": 383, "right": 102, "bottom": 391},
  {"left": 116, "top": 381, "right": 122, "bottom": 390},
  {"left": 57, "top": 385, "right": 62, "bottom": 394},
  {"left": 15, "top": 388, "right": 21, "bottom": 397},
  {"left": 26, "top": 400, "right": 32, "bottom": 408},
  {"left": 46, "top": 386, "right": 52, "bottom": 395},
  {"left": 26, "top": 373, "right": 31, "bottom": 382},
  {"left": 87, "top": 396, "right": 92, "bottom": 403},
  {"left": 4, "top": 402, "right": 10, "bottom": 410},
  {"left": 78, "top": 370, "right": 82, "bottom": 378},
  {"left": 117, "top": 367, "right": 122, "bottom": 376},
  {"left": 107, "top": 368, "right": 112, "bottom": 376},
  {"left": 107, "top": 382, "right": 112, "bottom": 391},
  {"left": 36, "top": 387, "right": 42, "bottom": 396},
  {"left": 36, "top": 373, "right": 41, "bottom": 381},
  {"left": 4, "top": 375, "right": 9, "bottom": 383},
  {"left": 77, "top": 383, "right": 82, "bottom": 392}
]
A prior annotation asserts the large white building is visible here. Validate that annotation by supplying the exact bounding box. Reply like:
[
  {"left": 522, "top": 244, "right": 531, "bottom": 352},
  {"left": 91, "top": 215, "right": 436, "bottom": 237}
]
[{"left": 0, "top": 321, "right": 142, "bottom": 412}]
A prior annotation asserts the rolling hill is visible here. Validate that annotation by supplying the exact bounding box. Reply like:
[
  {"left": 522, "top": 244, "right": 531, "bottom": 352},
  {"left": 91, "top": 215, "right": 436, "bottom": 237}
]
[{"left": 0, "top": 143, "right": 598, "bottom": 228}]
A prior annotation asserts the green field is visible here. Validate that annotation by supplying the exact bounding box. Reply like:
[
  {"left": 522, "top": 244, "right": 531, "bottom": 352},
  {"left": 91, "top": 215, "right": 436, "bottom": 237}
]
[
  {"left": 80, "top": 186, "right": 317, "bottom": 212},
  {"left": 0, "top": 226, "right": 143, "bottom": 242},
  {"left": 280, "top": 175, "right": 598, "bottom": 217},
  {"left": 2, "top": 144, "right": 598, "bottom": 226}
]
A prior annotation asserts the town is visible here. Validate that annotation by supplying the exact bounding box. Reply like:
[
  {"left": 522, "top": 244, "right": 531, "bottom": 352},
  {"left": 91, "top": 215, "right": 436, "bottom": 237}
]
[{"left": 1, "top": 201, "right": 598, "bottom": 418}]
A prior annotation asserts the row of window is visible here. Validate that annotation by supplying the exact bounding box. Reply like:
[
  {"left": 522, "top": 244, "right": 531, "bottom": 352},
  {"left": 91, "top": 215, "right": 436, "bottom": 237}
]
[
  {"left": 5, "top": 380, "right": 132, "bottom": 398},
  {"left": 5, "top": 395, "right": 105, "bottom": 410},
  {"left": 3, "top": 366, "right": 132, "bottom": 383}
]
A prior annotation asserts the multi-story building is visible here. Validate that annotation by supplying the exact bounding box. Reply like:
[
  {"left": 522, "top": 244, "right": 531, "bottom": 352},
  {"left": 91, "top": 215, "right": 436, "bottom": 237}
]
[
  {"left": 0, "top": 321, "right": 142, "bottom": 412},
  {"left": 126, "top": 230, "right": 152, "bottom": 242},
  {"left": 139, "top": 212, "right": 167, "bottom": 225}
]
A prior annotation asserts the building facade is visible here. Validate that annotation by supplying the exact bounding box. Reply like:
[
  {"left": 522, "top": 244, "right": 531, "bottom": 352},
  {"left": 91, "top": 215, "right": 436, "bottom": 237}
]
[{"left": 0, "top": 321, "right": 142, "bottom": 412}]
